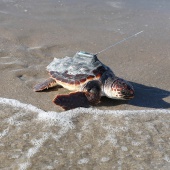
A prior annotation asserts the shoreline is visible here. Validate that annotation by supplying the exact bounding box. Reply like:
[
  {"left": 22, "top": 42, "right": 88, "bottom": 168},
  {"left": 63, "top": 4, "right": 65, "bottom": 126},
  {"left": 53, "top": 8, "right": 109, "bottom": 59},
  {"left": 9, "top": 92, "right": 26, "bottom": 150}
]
[{"left": 1, "top": 97, "right": 170, "bottom": 169}]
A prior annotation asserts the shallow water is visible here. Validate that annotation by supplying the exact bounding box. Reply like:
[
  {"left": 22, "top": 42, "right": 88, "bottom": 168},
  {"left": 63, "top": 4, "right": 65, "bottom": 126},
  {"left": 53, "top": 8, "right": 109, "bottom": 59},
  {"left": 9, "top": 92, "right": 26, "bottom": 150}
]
[
  {"left": 0, "top": 98, "right": 170, "bottom": 169},
  {"left": 0, "top": 0, "right": 170, "bottom": 169}
]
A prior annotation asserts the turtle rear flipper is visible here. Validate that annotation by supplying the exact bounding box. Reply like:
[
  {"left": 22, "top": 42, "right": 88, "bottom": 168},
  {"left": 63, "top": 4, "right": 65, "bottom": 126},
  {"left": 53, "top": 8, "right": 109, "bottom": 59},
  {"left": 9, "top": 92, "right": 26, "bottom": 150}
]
[
  {"left": 53, "top": 92, "right": 90, "bottom": 110},
  {"left": 34, "top": 78, "right": 57, "bottom": 92}
]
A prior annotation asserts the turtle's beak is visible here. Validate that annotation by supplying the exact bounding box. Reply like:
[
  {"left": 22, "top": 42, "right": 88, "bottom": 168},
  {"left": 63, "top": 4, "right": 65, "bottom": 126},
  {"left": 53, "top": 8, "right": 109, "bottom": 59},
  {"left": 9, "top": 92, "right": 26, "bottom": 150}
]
[
  {"left": 122, "top": 88, "right": 135, "bottom": 100},
  {"left": 111, "top": 78, "right": 135, "bottom": 100}
]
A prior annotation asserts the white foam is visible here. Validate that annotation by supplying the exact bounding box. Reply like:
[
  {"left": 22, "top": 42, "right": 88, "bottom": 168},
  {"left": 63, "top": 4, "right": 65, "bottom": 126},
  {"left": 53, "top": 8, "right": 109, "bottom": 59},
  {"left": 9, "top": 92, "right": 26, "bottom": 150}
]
[
  {"left": 83, "top": 144, "right": 92, "bottom": 149},
  {"left": 131, "top": 141, "right": 141, "bottom": 146},
  {"left": 52, "top": 126, "right": 70, "bottom": 141},
  {"left": 28, "top": 46, "right": 42, "bottom": 50},
  {"left": 0, "top": 97, "right": 170, "bottom": 169},
  {"left": 163, "top": 155, "right": 170, "bottom": 162},
  {"left": 27, "top": 133, "right": 49, "bottom": 158},
  {"left": 106, "top": 1, "right": 122, "bottom": 9},
  {"left": 77, "top": 158, "right": 89, "bottom": 164},
  {"left": 101, "top": 157, "right": 110, "bottom": 162},
  {"left": 1, "top": 97, "right": 170, "bottom": 123},
  {"left": 19, "top": 161, "right": 31, "bottom": 170},
  {"left": 121, "top": 146, "right": 128, "bottom": 152},
  {"left": 0, "top": 10, "right": 8, "bottom": 14},
  {"left": 0, "top": 127, "right": 9, "bottom": 139}
]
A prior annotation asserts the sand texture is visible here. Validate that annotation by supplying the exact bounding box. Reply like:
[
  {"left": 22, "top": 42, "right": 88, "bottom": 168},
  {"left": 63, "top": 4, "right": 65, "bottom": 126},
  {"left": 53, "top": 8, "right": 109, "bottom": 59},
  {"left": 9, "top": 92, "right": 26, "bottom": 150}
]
[{"left": 0, "top": 0, "right": 170, "bottom": 169}]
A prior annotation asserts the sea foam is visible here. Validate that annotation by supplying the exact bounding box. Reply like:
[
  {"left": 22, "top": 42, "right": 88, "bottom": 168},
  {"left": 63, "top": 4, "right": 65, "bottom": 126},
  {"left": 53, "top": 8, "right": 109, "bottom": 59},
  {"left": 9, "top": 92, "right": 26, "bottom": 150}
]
[
  {"left": 0, "top": 97, "right": 170, "bottom": 121},
  {"left": 0, "top": 97, "right": 170, "bottom": 170}
]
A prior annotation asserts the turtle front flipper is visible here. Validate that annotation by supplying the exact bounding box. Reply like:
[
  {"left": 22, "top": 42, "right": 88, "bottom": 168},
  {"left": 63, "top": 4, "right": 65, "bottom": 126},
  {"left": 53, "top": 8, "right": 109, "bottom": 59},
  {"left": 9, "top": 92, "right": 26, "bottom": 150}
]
[
  {"left": 53, "top": 80, "right": 102, "bottom": 110},
  {"left": 34, "top": 78, "right": 57, "bottom": 92},
  {"left": 53, "top": 92, "right": 90, "bottom": 110},
  {"left": 82, "top": 80, "right": 101, "bottom": 105}
]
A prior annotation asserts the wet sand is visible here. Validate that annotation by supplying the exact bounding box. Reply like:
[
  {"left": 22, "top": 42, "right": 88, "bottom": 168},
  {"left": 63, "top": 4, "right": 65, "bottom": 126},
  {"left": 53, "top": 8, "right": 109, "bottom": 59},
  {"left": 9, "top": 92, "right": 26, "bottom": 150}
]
[{"left": 0, "top": 0, "right": 170, "bottom": 169}]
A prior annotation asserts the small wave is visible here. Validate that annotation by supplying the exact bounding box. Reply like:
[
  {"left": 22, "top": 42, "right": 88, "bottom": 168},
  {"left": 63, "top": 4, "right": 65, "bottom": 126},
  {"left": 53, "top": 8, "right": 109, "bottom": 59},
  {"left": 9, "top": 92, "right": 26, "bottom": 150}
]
[
  {"left": 1, "top": 97, "right": 170, "bottom": 131},
  {"left": 106, "top": 1, "right": 123, "bottom": 9},
  {"left": 0, "top": 97, "right": 170, "bottom": 170},
  {"left": 0, "top": 10, "right": 8, "bottom": 14},
  {"left": 0, "top": 97, "right": 170, "bottom": 120}
]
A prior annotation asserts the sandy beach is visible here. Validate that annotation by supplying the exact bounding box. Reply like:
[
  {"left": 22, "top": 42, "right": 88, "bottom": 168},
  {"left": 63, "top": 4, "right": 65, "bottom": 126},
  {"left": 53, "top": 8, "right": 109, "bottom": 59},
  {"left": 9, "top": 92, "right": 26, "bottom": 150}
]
[{"left": 0, "top": 0, "right": 170, "bottom": 169}]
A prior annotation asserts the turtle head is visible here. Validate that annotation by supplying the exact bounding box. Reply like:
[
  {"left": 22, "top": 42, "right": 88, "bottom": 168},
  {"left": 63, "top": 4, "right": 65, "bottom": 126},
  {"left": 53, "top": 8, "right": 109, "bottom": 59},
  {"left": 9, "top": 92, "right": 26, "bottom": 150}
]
[{"left": 105, "top": 78, "right": 134, "bottom": 100}]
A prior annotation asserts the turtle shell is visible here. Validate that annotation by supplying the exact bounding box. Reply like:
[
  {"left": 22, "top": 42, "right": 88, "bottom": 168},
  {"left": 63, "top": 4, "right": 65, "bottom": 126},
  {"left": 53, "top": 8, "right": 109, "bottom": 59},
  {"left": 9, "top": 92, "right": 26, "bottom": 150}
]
[{"left": 47, "top": 51, "right": 110, "bottom": 85}]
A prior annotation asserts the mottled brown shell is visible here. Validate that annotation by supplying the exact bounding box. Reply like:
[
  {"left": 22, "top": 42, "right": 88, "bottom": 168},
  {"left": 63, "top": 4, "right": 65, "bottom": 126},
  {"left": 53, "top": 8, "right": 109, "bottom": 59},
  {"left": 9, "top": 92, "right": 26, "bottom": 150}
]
[{"left": 47, "top": 51, "right": 110, "bottom": 85}]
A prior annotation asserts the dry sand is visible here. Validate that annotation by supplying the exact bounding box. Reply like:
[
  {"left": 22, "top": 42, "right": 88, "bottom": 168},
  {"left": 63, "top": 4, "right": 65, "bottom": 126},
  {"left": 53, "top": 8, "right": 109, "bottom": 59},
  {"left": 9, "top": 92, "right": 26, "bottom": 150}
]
[{"left": 0, "top": 0, "right": 170, "bottom": 169}]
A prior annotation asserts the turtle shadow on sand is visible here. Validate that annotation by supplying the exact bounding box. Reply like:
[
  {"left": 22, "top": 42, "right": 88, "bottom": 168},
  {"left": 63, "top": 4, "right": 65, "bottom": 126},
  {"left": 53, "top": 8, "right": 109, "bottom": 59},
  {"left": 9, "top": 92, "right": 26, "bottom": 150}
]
[
  {"left": 40, "top": 82, "right": 170, "bottom": 109},
  {"left": 99, "top": 82, "right": 170, "bottom": 109}
]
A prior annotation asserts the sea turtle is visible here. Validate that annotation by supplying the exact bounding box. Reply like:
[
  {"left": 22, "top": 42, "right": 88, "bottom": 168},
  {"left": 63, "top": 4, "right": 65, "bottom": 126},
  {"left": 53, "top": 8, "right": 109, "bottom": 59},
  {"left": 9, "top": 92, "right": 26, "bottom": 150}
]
[{"left": 34, "top": 51, "right": 134, "bottom": 110}]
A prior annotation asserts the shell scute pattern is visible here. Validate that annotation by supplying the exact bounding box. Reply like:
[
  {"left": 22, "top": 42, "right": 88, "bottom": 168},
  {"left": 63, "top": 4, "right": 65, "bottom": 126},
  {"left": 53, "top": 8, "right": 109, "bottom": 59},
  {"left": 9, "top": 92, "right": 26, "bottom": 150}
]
[{"left": 47, "top": 52, "right": 107, "bottom": 85}]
